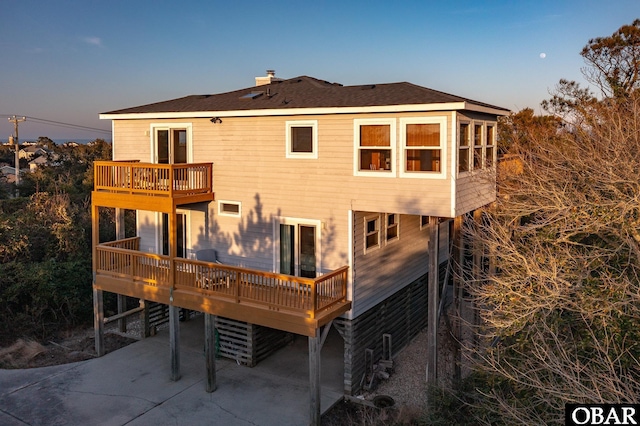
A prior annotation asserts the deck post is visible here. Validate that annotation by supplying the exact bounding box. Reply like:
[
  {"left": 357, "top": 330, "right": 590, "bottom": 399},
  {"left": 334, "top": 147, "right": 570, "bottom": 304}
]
[
  {"left": 204, "top": 313, "right": 217, "bottom": 392},
  {"left": 91, "top": 201, "right": 104, "bottom": 356},
  {"left": 472, "top": 210, "right": 483, "bottom": 348},
  {"left": 452, "top": 215, "right": 463, "bottom": 381},
  {"left": 115, "top": 207, "right": 127, "bottom": 333},
  {"left": 309, "top": 328, "right": 321, "bottom": 426},
  {"left": 168, "top": 210, "right": 181, "bottom": 381},
  {"left": 427, "top": 216, "right": 439, "bottom": 385},
  {"left": 169, "top": 305, "right": 181, "bottom": 381},
  {"left": 93, "top": 287, "right": 104, "bottom": 356}
]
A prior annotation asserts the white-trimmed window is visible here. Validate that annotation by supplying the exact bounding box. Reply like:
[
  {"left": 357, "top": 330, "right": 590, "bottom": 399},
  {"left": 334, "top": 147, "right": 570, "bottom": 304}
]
[
  {"left": 354, "top": 118, "right": 396, "bottom": 176},
  {"left": 218, "top": 200, "right": 241, "bottom": 217},
  {"left": 364, "top": 215, "right": 380, "bottom": 251},
  {"left": 386, "top": 214, "right": 399, "bottom": 242},
  {"left": 286, "top": 120, "right": 318, "bottom": 159},
  {"left": 458, "top": 122, "right": 471, "bottom": 173},
  {"left": 400, "top": 117, "right": 446, "bottom": 177},
  {"left": 473, "top": 123, "right": 484, "bottom": 170},
  {"left": 485, "top": 123, "right": 496, "bottom": 169}
]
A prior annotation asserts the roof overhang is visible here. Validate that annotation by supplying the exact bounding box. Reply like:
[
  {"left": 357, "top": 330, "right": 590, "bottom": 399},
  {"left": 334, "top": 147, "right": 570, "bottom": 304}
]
[{"left": 99, "top": 102, "right": 509, "bottom": 120}]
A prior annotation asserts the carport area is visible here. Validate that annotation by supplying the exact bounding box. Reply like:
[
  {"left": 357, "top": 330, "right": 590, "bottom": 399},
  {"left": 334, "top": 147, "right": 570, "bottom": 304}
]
[{"left": 0, "top": 316, "right": 345, "bottom": 426}]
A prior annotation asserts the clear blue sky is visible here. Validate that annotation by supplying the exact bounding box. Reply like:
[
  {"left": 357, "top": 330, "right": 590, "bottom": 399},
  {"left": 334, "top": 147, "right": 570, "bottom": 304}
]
[{"left": 1, "top": 0, "right": 638, "bottom": 141}]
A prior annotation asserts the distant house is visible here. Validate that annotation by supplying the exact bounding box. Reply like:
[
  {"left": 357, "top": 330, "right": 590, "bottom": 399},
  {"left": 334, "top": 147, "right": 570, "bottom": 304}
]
[
  {"left": 0, "top": 165, "right": 19, "bottom": 184},
  {"left": 19, "top": 145, "right": 49, "bottom": 160},
  {"left": 93, "top": 71, "right": 509, "bottom": 423},
  {"left": 28, "top": 155, "right": 49, "bottom": 171}
]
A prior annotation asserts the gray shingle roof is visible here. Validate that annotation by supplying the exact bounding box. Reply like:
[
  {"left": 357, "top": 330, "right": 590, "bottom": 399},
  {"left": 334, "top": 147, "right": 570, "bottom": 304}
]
[{"left": 102, "top": 76, "right": 509, "bottom": 115}]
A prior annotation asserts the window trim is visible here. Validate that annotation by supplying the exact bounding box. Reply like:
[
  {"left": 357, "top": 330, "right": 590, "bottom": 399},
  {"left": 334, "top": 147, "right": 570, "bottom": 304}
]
[
  {"left": 354, "top": 118, "right": 397, "bottom": 177},
  {"left": 399, "top": 116, "right": 447, "bottom": 179},
  {"left": 420, "top": 215, "right": 429, "bottom": 230},
  {"left": 385, "top": 213, "right": 399, "bottom": 243},
  {"left": 273, "top": 216, "right": 322, "bottom": 276},
  {"left": 285, "top": 120, "right": 318, "bottom": 159},
  {"left": 218, "top": 200, "right": 242, "bottom": 217},
  {"left": 485, "top": 123, "right": 496, "bottom": 169},
  {"left": 364, "top": 214, "right": 381, "bottom": 252},
  {"left": 155, "top": 209, "right": 191, "bottom": 257},
  {"left": 472, "top": 122, "right": 484, "bottom": 171},
  {"left": 149, "top": 123, "right": 193, "bottom": 164},
  {"left": 457, "top": 121, "right": 472, "bottom": 175}
]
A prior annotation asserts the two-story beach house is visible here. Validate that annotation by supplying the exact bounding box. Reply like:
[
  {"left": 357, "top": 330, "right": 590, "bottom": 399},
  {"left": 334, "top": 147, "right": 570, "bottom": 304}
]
[{"left": 93, "top": 71, "right": 508, "bottom": 421}]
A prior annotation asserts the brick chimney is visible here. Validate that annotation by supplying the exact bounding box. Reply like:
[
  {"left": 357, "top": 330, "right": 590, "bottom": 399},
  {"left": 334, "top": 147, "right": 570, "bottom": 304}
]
[{"left": 255, "top": 70, "right": 283, "bottom": 86}]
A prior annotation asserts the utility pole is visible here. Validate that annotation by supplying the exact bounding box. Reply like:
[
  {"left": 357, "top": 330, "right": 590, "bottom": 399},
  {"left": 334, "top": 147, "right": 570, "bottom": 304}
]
[{"left": 8, "top": 115, "right": 26, "bottom": 190}]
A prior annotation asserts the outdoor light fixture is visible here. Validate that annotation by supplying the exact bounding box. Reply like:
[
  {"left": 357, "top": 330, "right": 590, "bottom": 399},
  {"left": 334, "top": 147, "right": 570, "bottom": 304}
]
[{"left": 210, "top": 117, "right": 222, "bottom": 124}]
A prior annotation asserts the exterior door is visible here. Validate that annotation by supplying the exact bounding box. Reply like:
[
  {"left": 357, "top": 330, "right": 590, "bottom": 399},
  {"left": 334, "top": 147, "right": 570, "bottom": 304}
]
[
  {"left": 160, "top": 212, "right": 187, "bottom": 258},
  {"left": 155, "top": 128, "right": 188, "bottom": 164},
  {"left": 279, "top": 223, "right": 318, "bottom": 278}
]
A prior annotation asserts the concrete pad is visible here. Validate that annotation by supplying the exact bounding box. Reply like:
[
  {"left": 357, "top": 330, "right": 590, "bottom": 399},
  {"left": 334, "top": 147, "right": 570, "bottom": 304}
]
[{"left": 0, "top": 316, "right": 345, "bottom": 426}]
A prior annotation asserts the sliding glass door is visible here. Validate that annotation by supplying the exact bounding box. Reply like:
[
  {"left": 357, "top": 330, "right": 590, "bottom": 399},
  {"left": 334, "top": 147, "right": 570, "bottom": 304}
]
[{"left": 278, "top": 221, "right": 319, "bottom": 278}]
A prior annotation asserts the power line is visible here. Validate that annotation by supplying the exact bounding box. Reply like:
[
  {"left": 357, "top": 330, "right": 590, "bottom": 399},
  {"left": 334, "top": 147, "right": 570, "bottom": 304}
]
[{"left": 0, "top": 114, "right": 111, "bottom": 135}]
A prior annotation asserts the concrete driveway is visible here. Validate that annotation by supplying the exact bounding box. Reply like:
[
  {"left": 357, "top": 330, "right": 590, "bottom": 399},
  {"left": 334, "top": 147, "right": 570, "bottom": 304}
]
[{"left": 0, "top": 316, "right": 344, "bottom": 425}]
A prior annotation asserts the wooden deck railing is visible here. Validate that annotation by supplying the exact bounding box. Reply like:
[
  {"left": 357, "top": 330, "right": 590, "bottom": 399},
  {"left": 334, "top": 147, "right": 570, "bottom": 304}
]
[
  {"left": 101, "top": 236, "right": 140, "bottom": 251},
  {"left": 96, "top": 244, "right": 170, "bottom": 288},
  {"left": 94, "top": 161, "right": 213, "bottom": 196},
  {"left": 95, "top": 243, "right": 348, "bottom": 319}
]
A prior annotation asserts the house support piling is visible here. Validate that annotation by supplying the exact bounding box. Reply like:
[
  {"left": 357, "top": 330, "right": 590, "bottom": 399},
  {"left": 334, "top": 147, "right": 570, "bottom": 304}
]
[
  {"left": 169, "top": 305, "right": 181, "bottom": 381},
  {"left": 309, "top": 327, "right": 321, "bottom": 426},
  {"left": 205, "top": 313, "right": 217, "bottom": 392},
  {"left": 115, "top": 207, "right": 127, "bottom": 333},
  {"left": 427, "top": 216, "right": 439, "bottom": 385},
  {"left": 93, "top": 287, "right": 104, "bottom": 356},
  {"left": 452, "top": 215, "right": 464, "bottom": 381}
]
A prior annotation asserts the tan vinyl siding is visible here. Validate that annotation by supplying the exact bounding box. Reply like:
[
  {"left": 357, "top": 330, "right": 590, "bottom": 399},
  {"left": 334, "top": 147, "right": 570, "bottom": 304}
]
[
  {"left": 351, "top": 212, "right": 431, "bottom": 317},
  {"left": 112, "top": 120, "right": 151, "bottom": 161},
  {"left": 455, "top": 172, "right": 496, "bottom": 216},
  {"left": 111, "top": 108, "right": 495, "bottom": 316},
  {"left": 137, "top": 210, "right": 158, "bottom": 253}
]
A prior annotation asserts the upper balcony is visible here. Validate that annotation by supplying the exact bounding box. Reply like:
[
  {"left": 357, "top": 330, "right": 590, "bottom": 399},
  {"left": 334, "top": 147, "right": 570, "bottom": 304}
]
[{"left": 92, "top": 161, "right": 214, "bottom": 211}]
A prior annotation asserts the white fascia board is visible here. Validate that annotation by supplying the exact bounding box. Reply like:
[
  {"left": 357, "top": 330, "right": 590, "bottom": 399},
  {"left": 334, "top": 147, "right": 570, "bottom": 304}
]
[{"left": 99, "top": 102, "right": 509, "bottom": 120}]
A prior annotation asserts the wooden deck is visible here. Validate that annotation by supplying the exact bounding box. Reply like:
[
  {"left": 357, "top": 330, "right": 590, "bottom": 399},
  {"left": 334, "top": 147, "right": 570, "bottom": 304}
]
[
  {"left": 95, "top": 238, "right": 351, "bottom": 336},
  {"left": 92, "top": 161, "right": 214, "bottom": 211}
]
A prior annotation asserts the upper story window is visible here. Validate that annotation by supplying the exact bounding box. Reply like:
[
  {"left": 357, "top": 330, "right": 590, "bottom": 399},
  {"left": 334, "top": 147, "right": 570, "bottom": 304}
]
[
  {"left": 459, "top": 120, "right": 497, "bottom": 173},
  {"left": 473, "top": 123, "right": 484, "bottom": 170},
  {"left": 400, "top": 117, "right": 446, "bottom": 178},
  {"left": 485, "top": 124, "right": 496, "bottom": 169},
  {"left": 354, "top": 119, "right": 396, "bottom": 177},
  {"left": 458, "top": 122, "right": 471, "bottom": 173},
  {"left": 286, "top": 120, "right": 318, "bottom": 159}
]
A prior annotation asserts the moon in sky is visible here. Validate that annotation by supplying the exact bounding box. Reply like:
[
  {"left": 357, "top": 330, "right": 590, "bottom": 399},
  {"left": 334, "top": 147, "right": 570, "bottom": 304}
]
[{"left": 540, "top": 53, "right": 547, "bottom": 59}]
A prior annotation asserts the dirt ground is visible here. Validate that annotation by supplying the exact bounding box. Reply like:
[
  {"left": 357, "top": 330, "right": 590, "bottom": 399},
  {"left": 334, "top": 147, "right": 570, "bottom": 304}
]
[{"left": 0, "top": 327, "right": 137, "bottom": 369}]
